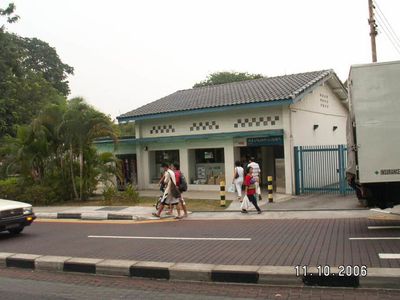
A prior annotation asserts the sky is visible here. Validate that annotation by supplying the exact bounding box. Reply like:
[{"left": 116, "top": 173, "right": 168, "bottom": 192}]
[{"left": 7, "top": 0, "right": 400, "bottom": 120}]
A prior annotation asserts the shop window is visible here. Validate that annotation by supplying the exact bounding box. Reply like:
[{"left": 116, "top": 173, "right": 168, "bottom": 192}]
[
  {"left": 116, "top": 154, "right": 137, "bottom": 190},
  {"left": 189, "top": 148, "right": 225, "bottom": 185},
  {"left": 149, "top": 150, "right": 180, "bottom": 183}
]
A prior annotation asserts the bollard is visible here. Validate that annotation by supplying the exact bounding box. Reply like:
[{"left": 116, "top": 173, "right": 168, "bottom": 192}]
[
  {"left": 220, "top": 180, "right": 226, "bottom": 207},
  {"left": 267, "top": 176, "right": 273, "bottom": 203}
]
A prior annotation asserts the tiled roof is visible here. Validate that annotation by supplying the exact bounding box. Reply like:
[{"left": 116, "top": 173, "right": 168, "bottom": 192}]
[{"left": 118, "top": 70, "right": 334, "bottom": 120}]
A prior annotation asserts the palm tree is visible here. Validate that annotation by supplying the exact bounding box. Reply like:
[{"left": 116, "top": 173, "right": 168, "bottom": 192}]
[{"left": 59, "top": 98, "right": 117, "bottom": 200}]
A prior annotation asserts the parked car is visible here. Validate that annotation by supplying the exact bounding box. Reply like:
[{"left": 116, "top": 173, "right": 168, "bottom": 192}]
[{"left": 0, "top": 199, "right": 36, "bottom": 234}]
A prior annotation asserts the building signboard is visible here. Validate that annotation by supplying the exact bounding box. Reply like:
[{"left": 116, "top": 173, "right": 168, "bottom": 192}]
[{"left": 247, "top": 136, "right": 283, "bottom": 147}]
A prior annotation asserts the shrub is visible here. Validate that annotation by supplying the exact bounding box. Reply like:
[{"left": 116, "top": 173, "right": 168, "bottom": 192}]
[
  {"left": 19, "top": 185, "right": 59, "bottom": 206},
  {"left": 123, "top": 184, "right": 139, "bottom": 203},
  {"left": 102, "top": 184, "right": 139, "bottom": 205},
  {"left": 0, "top": 177, "right": 22, "bottom": 200},
  {"left": 103, "top": 185, "right": 117, "bottom": 205}
]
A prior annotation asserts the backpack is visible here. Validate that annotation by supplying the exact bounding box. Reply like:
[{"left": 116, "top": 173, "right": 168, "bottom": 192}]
[{"left": 179, "top": 172, "right": 188, "bottom": 192}]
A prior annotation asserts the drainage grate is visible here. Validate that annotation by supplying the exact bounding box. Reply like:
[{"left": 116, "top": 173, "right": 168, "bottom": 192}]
[{"left": 96, "top": 206, "right": 128, "bottom": 211}]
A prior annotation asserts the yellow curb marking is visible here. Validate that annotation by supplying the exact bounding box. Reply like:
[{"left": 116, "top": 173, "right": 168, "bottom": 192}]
[{"left": 36, "top": 218, "right": 177, "bottom": 225}]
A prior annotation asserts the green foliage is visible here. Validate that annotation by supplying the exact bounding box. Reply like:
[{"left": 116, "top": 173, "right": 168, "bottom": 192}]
[
  {"left": 193, "top": 71, "right": 264, "bottom": 88},
  {"left": 117, "top": 122, "right": 135, "bottom": 137},
  {"left": 0, "top": 4, "right": 119, "bottom": 204},
  {"left": 0, "top": 177, "right": 20, "bottom": 200},
  {"left": 0, "top": 30, "right": 73, "bottom": 138},
  {"left": 102, "top": 184, "right": 139, "bottom": 205},
  {"left": 0, "top": 3, "right": 19, "bottom": 29},
  {"left": 124, "top": 184, "right": 139, "bottom": 202},
  {"left": 1, "top": 98, "right": 119, "bottom": 203}
]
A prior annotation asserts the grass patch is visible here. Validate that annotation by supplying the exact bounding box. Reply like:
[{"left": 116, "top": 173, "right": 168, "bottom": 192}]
[{"left": 46, "top": 196, "right": 231, "bottom": 211}]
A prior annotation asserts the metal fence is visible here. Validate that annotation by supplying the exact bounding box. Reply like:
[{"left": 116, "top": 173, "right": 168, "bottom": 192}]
[{"left": 294, "top": 145, "right": 354, "bottom": 195}]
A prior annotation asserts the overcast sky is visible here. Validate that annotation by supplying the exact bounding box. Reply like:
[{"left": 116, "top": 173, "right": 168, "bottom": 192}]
[{"left": 8, "top": 0, "right": 400, "bottom": 120}]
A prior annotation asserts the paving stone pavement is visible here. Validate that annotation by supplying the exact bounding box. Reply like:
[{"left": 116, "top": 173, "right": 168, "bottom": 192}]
[{"left": 1, "top": 268, "right": 400, "bottom": 300}]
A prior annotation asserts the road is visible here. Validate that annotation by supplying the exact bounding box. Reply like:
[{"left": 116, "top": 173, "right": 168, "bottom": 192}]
[
  {"left": 1, "top": 267, "right": 399, "bottom": 300},
  {"left": 1, "top": 218, "right": 400, "bottom": 268}
]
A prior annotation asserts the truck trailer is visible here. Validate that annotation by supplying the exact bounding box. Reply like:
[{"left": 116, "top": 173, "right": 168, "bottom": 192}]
[{"left": 347, "top": 61, "right": 400, "bottom": 208}]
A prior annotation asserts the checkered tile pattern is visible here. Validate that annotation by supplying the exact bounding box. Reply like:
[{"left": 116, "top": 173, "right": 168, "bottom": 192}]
[
  {"left": 190, "top": 121, "right": 220, "bottom": 131},
  {"left": 150, "top": 125, "right": 175, "bottom": 134},
  {"left": 234, "top": 116, "right": 280, "bottom": 128}
]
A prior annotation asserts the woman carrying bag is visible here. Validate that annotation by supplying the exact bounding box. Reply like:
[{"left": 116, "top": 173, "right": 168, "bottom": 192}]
[{"left": 233, "top": 161, "right": 244, "bottom": 201}]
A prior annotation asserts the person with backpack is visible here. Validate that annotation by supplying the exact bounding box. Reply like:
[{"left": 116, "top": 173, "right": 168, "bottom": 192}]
[
  {"left": 152, "top": 162, "right": 180, "bottom": 218},
  {"left": 171, "top": 162, "right": 188, "bottom": 219}
]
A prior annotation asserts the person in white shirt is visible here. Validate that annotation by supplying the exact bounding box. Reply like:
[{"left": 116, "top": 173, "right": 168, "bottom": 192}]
[
  {"left": 247, "top": 157, "right": 262, "bottom": 200},
  {"left": 232, "top": 161, "right": 244, "bottom": 200}
]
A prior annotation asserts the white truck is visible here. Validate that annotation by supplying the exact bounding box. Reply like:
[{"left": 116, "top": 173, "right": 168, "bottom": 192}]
[{"left": 346, "top": 60, "right": 400, "bottom": 208}]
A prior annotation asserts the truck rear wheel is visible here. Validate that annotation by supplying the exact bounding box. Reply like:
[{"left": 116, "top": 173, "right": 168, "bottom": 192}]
[{"left": 363, "top": 182, "right": 400, "bottom": 209}]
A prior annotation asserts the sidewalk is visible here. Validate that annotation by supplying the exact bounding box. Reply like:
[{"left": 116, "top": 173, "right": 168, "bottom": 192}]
[{"left": 34, "top": 190, "right": 400, "bottom": 221}]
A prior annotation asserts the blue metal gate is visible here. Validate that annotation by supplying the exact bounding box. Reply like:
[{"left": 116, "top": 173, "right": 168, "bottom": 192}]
[{"left": 294, "top": 145, "right": 354, "bottom": 195}]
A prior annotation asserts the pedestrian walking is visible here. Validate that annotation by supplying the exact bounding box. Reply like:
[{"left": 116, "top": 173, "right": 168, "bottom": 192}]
[
  {"left": 152, "top": 162, "right": 180, "bottom": 218},
  {"left": 171, "top": 162, "right": 188, "bottom": 219},
  {"left": 247, "top": 157, "right": 262, "bottom": 201},
  {"left": 233, "top": 161, "right": 244, "bottom": 201},
  {"left": 242, "top": 166, "right": 262, "bottom": 214}
]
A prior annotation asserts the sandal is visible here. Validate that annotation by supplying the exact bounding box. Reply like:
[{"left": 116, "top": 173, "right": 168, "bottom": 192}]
[{"left": 152, "top": 212, "right": 160, "bottom": 218}]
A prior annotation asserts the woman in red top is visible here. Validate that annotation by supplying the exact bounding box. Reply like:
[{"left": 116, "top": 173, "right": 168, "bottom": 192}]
[{"left": 243, "top": 167, "right": 262, "bottom": 214}]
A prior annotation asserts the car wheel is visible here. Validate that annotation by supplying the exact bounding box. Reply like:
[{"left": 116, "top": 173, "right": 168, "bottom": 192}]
[{"left": 8, "top": 227, "right": 24, "bottom": 235}]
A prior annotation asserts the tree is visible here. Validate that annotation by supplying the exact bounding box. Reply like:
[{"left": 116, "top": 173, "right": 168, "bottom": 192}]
[
  {"left": 0, "top": 3, "right": 74, "bottom": 138},
  {"left": 59, "top": 98, "right": 117, "bottom": 200},
  {"left": 193, "top": 71, "right": 264, "bottom": 88},
  {"left": 2, "top": 98, "right": 118, "bottom": 202},
  {"left": 0, "top": 3, "right": 19, "bottom": 30}
]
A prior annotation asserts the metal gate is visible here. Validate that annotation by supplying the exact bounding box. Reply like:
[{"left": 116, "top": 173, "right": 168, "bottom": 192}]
[{"left": 294, "top": 145, "right": 354, "bottom": 195}]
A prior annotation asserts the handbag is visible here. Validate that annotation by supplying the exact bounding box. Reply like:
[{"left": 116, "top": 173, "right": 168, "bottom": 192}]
[
  {"left": 234, "top": 167, "right": 239, "bottom": 179},
  {"left": 171, "top": 182, "right": 181, "bottom": 198},
  {"left": 240, "top": 195, "right": 250, "bottom": 210},
  {"left": 227, "top": 184, "right": 236, "bottom": 193}
]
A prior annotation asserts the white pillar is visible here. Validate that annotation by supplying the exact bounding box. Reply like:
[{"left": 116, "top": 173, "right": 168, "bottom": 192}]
[
  {"left": 224, "top": 139, "right": 235, "bottom": 185},
  {"left": 282, "top": 106, "right": 294, "bottom": 194},
  {"left": 135, "top": 145, "right": 145, "bottom": 189},
  {"left": 179, "top": 147, "right": 189, "bottom": 180}
]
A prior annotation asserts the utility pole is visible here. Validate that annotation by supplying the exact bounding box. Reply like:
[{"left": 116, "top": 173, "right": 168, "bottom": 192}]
[{"left": 368, "top": 0, "right": 378, "bottom": 62}]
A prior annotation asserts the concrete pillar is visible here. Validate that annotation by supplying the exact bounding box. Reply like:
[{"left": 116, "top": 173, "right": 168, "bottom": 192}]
[
  {"left": 233, "top": 147, "right": 241, "bottom": 163},
  {"left": 135, "top": 145, "right": 144, "bottom": 189},
  {"left": 282, "top": 106, "right": 294, "bottom": 194},
  {"left": 224, "top": 139, "right": 235, "bottom": 185},
  {"left": 179, "top": 147, "right": 190, "bottom": 181},
  {"left": 134, "top": 122, "right": 145, "bottom": 190},
  {"left": 262, "top": 147, "right": 274, "bottom": 185}
]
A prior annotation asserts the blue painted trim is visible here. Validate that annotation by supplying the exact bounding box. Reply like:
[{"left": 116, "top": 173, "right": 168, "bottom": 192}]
[
  {"left": 117, "top": 99, "right": 292, "bottom": 122},
  {"left": 93, "top": 137, "right": 136, "bottom": 145}
]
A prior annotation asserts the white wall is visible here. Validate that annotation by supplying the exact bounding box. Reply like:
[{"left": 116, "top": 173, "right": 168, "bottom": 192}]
[
  {"left": 140, "top": 107, "right": 283, "bottom": 138},
  {"left": 290, "top": 84, "right": 348, "bottom": 146}
]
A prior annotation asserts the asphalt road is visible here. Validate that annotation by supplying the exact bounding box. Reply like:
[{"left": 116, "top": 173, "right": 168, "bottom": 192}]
[
  {"left": 1, "top": 268, "right": 399, "bottom": 300},
  {"left": 1, "top": 218, "right": 400, "bottom": 268}
]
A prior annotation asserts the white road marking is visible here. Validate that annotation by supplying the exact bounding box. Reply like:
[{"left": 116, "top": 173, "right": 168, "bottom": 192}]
[
  {"left": 379, "top": 253, "right": 400, "bottom": 259},
  {"left": 88, "top": 235, "right": 251, "bottom": 241},
  {"left": 370, "top": 209, "right": 392, "bottom": 214},
  {"left": 368, "top": 226, "right": 400, "bottom": 230},
  {"left": 349, "top": 237, "right": 400, "bottom": 240}
]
